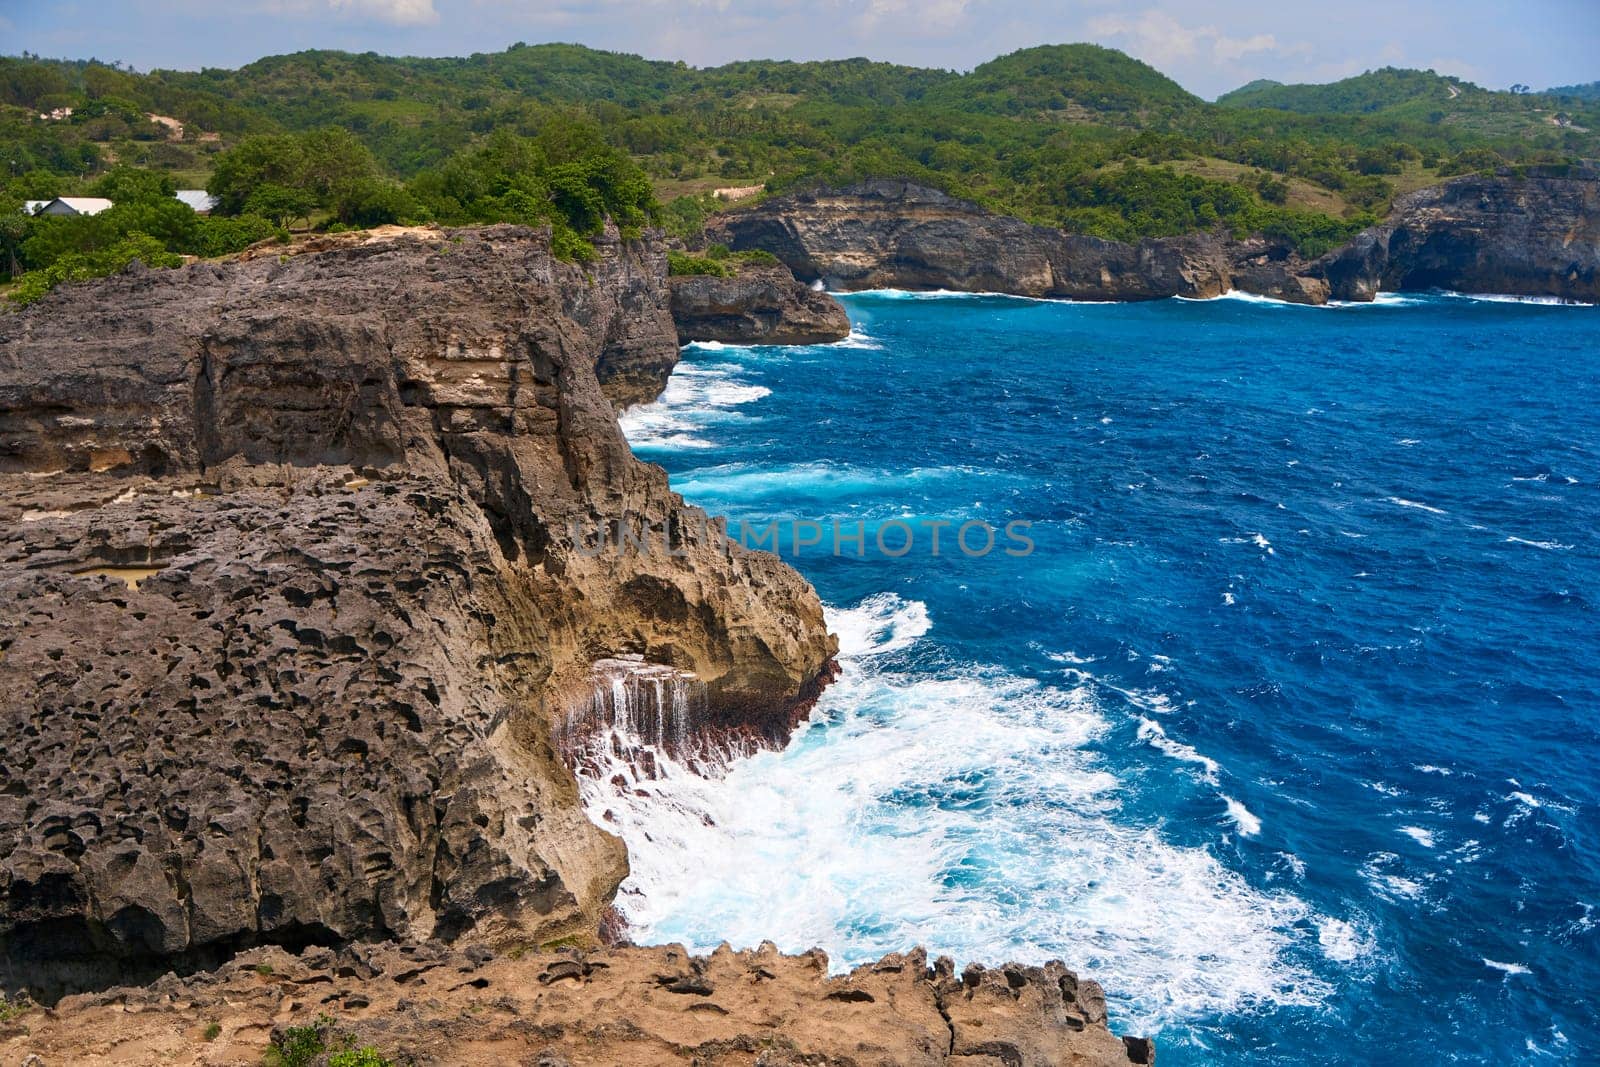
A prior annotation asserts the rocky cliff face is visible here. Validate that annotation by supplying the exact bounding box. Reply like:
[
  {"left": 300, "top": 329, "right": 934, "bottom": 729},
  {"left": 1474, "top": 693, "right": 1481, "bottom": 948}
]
[
  {"left": 710, "top": 175, "right": 1600, "bottom": 304},
  {"left": 0, "top": 225, "right": 837, "bottom": 998},
  {"left": 1320, "top": 171, "right": 1600, "bottom": 302},
  {"left": 709, "top": 180, "right": 1232, "bottom": 301},
  {"left": 670, "top": 263, "right": 850, "bottom": 345}
]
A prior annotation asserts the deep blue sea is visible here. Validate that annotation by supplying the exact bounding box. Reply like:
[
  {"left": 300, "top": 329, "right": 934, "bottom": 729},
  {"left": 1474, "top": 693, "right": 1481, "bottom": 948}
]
[{"left": 592, "top": 290, "right": 1600, "bottom": 1064}]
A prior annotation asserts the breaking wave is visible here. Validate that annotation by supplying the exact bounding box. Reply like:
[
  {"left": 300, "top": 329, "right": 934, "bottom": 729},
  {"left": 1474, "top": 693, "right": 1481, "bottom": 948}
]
[{"left": 578, "top": 594, "right": 1342, "bottom": 1033}]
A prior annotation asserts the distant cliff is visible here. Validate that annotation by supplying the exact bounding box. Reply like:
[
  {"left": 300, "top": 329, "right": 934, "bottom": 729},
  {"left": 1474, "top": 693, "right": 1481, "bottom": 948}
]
[
  {"left": 709, "top": 174, "right": 1600, "bottom": 304},
  {"left": 1319, "top": 172, "right": 1600, "bottom": 301}
]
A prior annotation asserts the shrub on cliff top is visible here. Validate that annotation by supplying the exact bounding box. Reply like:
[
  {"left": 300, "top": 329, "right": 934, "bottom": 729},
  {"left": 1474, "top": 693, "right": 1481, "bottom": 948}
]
[
  {"left": 668, "top": 247, "right": 780, "bottom": 276},
  {"left": 7, "top": 234, "right": 182, "bottom": 306},
  {"left": 668, "top": 249, "right": 731, "bottom": 276}
]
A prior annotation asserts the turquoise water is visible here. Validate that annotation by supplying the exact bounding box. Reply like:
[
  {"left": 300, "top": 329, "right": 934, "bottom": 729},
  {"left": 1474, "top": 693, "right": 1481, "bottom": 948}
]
[{"left": 600, "top": 290, "right": 1600, "bottom": 1064}]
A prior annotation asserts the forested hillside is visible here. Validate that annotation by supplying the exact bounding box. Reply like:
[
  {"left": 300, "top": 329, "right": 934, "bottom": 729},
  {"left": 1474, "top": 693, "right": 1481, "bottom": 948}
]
[{"left": 3, "top": 43, "right": 1596, "bottom": 301}]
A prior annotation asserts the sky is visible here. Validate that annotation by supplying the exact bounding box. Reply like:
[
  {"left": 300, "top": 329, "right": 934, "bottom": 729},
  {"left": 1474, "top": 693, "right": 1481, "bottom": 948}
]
[{"left": 2, "top": 0, "right": 1597, "bottom": 99}]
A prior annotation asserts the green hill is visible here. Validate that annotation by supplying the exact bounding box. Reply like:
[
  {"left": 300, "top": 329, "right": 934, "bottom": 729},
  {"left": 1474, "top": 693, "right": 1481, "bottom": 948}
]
[
  {"left": 928, "top": 44, "right": 1201, "bottom": 119},
  {"left": 1217, "top": 67, "right": 1470, "bottom": 113},
  {"left": 4, "top": 42, "right": 1598, "bottom": 299}
]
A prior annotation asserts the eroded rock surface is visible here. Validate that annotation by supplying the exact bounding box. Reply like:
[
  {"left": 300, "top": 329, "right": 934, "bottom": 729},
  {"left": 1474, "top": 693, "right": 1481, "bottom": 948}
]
[
  {"left": 710, "top": 173, "right": 1600, "bottom": 304},
  {"left": 709, "top": 180, "right": 1232, "bottom": 301},
  {"left": 0, "top": 941, "right": 1150, "bottom": 1066},
  {"left": 1321, "top": 170, "right": 1600, "bottom": 302},
  {"left": 0, "top": 225, "right": 836, "bottom": 998},
  {"left": 670, "top": 263, "right": 850, "bottom": 345}
]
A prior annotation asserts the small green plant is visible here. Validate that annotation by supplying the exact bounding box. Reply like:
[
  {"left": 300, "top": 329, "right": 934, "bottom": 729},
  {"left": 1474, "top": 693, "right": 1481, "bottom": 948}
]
[
  {"left": 254, "top": 962, "right": 274, "bottom": 976},
  {"left": 0, "top": 994, "right": 30, "bottom": 1024},
  {"left": 203, "top": 1021, "right": 222, "bottom": 1041},
  {"left": 264, "top": 1015, "right": 391, "bottom": 1067},
  {"left": 266, "top": 1014, "right": 334, "bottom": 1067}
]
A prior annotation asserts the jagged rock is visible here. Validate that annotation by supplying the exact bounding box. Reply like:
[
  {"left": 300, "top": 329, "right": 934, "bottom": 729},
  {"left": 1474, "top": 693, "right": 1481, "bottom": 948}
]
[
  {"left": 0, "top": 942, "right": 1151, "bottom": 1066},
  {"left": 670, "top": 263, "right": 850, "bottom": 345},
  {"left": 0, "top": 224, "right": 836, "bottom": 999},
  {"left": 936, "top": 960, "right": 1127, "bottom": 1066}
]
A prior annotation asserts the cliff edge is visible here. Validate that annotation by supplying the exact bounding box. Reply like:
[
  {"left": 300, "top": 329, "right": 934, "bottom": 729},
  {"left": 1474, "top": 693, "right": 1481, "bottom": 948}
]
[
  {"left": 0, "top": 225, "right": 836, "bottom": 998},
  {"left": 0, "top": 941, "right": 1150, "bottom": 1066}
]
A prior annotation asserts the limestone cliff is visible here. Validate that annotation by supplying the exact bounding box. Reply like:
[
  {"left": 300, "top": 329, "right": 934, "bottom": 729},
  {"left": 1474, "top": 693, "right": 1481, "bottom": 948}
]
[
  {"left": 0, "top": 225, "right": 837, "bottom": 998},
  {"left": 1320, "top": 170, "right": 1600, "bottom": 302},
  {"left": 709, "top": 180, "right": 1231, "bottom": 301},
  {"left": 710, "top": 174, "right": 1600, "bottom": 304},
  {"left": 670, "top": 263, "right": 850, "bottom": 345}
]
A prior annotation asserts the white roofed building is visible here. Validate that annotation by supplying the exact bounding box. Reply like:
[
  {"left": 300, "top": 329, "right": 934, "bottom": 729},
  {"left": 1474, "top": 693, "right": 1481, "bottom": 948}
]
[
  {"left": 174, "top": 189, "right": 219, "bottom": 214},
  {"left": 34, "top": 197, "right": 115, "bottom": 217}
]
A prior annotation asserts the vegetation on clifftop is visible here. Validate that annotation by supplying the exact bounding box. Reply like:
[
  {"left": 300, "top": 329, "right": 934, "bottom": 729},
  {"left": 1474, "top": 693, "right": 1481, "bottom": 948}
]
[{"left": 3, "top": 41, "right": 1596, "bottom": 294}]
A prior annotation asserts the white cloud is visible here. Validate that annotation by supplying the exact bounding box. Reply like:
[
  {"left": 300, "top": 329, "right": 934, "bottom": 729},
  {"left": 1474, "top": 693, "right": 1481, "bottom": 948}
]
[
  {"left": 1088, "top": 9, "right": 1288, "bottom": 69},
  {"left": 254, "top": 0, "right": 439, "bottom": 25},
  {"left": 857, "top": 0, "right": 974, "bottom": 32},
  {"left": 329, "top": 0, "right": 438, "bottom": 24},
  {"left": 1212, "top": 32, "right": 1276, "bottom": 64}
]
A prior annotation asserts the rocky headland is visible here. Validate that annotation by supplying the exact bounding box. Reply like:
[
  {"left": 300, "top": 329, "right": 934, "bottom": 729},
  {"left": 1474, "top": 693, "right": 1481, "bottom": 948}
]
[
  {"left": 0, "top": 224, "right": 1150, "bottom": 1063},
  {"left": 0, "top": 225, "right": 835, "bottom": 995},
  {"left": 670, "top": 263, "right": 850, "bottom": 346},
  {"left": 709, "top": 172, "right": 1600, "bottom": 305}
]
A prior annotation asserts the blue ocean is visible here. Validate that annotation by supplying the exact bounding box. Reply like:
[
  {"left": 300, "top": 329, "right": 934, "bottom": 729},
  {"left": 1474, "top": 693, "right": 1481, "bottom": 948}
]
[{"left": 591, "top": 290, "right": 1600, "bottom": 1064}]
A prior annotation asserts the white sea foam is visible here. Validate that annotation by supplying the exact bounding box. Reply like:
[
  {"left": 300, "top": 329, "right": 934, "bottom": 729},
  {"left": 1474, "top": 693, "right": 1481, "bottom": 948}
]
[
  {"left": 1504, "top": 536, "right": 1573, "bottom": 551},
  {"left": 1360, "top": 852, "right": 1429, "bottom": 902},
  {"left": 828, "top": 326, "right": 884, "bottom": 349},
  {"left": 1385, "top": 496, "right": 1448, "bottom": 515},
  {"left": 1223, "top": 795, "right": 1263, "bottom": 837},
  {"left": 579, "top": 593, "right": 1334, "bottom": 1032},
  {"left": 618, "top": 361, "right": 771, "bottom": 451},
  {"left": 670, "top": 460, "right": 993, "bottom": 505},
  {"left": 1414, "top": 764, "right": 1453, "bottom": 776},
  {"left": 1436, "top": 290, "right": 1597, "bottom": 307},
  {"left": 1399, "top": 826, "right": 1437, "bottom": 849},
  {"left": 1137, "top": 717, "right": 1221, "bottom": 783},
  {"left": 1196, "top": 290, "right": 1298, "bottom": 306},
  {"left": 1216, "top": 533, "right": 1274, "bottom": 554},
  {"left": 1182, "top": 290, "right": 1423, "bottom": 309},
  {"left": 846, "top": 287, "right": 1101, "bottom": 305},
  {"left": 1315, "top": 916, "right": 1374, "bottom": 963},
  {"left": 1484, "top": 959, "right": 1532, "bottom": 976}
]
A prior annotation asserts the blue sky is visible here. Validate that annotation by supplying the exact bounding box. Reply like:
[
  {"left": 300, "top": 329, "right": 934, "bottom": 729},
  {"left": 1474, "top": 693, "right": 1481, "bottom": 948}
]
[{"left": 3, "top": 0, "right": 1596, "bottom": 99}]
